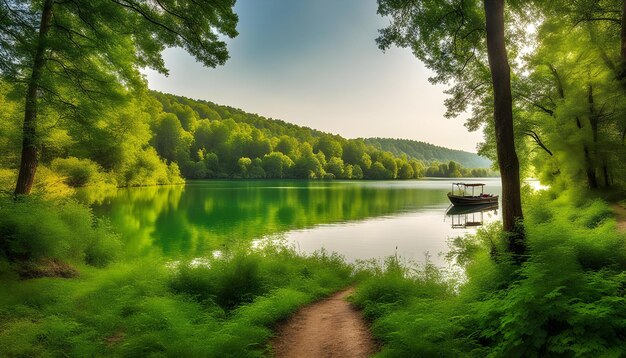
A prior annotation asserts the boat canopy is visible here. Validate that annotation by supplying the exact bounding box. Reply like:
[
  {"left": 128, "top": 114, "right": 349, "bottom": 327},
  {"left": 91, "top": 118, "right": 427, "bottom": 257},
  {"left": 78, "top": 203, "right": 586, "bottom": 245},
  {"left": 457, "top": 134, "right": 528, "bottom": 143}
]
[
  {"left": 450, "top": 182, "right": 487, "bottom": 197},
  {"left": 452, "top": 183, "right": 485, "bottom": 187}
]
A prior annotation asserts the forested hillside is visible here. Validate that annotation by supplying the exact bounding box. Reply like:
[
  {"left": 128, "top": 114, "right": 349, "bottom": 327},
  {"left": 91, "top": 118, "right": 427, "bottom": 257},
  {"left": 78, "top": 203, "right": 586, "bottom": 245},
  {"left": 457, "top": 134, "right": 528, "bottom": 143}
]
[
  {"left": 364, "top": 138, "right": 491, "bottom": 168},
  {"left": 0, "top": 85, "right": 493, "bottom": 194},
  {"left": 149, "top": 91, "right": 495, "bottom": 180}
]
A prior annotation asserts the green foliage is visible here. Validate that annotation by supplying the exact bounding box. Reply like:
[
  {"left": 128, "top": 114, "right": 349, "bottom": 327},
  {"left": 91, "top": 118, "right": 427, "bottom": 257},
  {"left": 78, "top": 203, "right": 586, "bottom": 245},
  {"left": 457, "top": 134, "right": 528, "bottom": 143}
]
[
  {"left": 352, "top": 257, "right": 476, "bottom": 356},
  {"left": 147, "top": 91, "right": 492, "bottom": 180},
  {"left": 354, "top": 190, "right": 626, "bottom": 356},
  {"left": 365, "top": 138, "right": 492, "bottom": 168},
  {"left": 262, "top": 152, "right": 294, "bottom": 179},
  {"left": 118, "top": 148, "right": 184, "bottom": 187},
  {"left": 51, "top": 157, "right": 109, "bottom": 188},
  {"left": 369, "top": 161, "right": 393, "bottom": 179},
  {"left": 0, "top": 244, "right": 353, "bottom": 357},
  {"left": 0, "top": 196, "right": 120, "bottom": 266},
  {"left": 171, "top": 252, "right": 265, "bottom": 310}
]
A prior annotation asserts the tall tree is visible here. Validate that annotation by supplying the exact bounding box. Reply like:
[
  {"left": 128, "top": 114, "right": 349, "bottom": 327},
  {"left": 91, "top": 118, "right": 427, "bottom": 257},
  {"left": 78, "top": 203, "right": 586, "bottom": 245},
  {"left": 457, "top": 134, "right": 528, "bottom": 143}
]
[
  {"left": 483, "top": 0, "right": 524, "bottom": 254},
  {"left": 377, "top": 0, "right": 525, "bottom": 255},
  {"left": 0, "top": 0, "right": 238, "bottom": 194}
]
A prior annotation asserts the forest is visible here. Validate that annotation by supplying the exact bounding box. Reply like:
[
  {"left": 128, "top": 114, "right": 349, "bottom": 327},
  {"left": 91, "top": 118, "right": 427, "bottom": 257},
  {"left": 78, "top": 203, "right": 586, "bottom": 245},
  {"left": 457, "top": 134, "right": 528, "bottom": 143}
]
[
  {"left": 364, "top": 137, "right": 492, "bottom": 168},
  {"left": 1, "top": 0, "right": 626, "bottom": 357},
  {"left": 1, "top": 83, "right": 494, "bottom": 195}
]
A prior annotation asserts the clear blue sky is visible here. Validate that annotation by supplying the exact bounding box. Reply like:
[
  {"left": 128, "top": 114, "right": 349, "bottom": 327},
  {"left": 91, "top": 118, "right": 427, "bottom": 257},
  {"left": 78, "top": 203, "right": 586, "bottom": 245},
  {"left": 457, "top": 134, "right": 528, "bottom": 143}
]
[{"left": 144, "top": 0, "right": 483, "bottom": 153}]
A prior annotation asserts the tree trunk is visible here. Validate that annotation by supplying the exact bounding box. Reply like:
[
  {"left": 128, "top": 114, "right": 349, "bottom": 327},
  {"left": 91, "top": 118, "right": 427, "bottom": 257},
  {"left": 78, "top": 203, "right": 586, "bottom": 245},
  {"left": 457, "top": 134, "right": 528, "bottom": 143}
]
[
  {"left": 483, "top": 0, "right": 525, "bottom": 259},
  {"left": 14, "top": 0, "right": 54, "bottom": 195},
  {"left": 586, "top": 84, "right": 601, "bottom": 188},
  {"left": 603, "top": 163, "right": 611, "bottom": 188},
  {"left": 620, "top": 0, "right": 626, "bottom": 79}
]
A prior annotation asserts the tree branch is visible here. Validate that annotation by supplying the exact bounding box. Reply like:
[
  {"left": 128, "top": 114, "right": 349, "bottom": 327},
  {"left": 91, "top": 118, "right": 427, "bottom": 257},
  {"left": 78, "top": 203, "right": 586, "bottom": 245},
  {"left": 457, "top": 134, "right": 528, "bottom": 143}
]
[{"left": 524, "top": 130, "right": 553, "bottom": 156}]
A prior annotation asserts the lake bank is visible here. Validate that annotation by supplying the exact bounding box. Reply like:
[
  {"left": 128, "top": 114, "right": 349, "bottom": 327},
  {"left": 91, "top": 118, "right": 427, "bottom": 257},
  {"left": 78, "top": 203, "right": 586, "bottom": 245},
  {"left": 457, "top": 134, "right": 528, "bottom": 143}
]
[{"left": 0, "top": 186, "right": 624, "bottom": 356}]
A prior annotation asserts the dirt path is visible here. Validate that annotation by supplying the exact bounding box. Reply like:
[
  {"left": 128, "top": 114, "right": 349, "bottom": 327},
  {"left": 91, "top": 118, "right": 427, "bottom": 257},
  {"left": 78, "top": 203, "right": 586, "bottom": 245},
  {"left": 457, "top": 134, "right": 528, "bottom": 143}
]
[
  {"left": 612, "top": 204, "right": 626, "bottom": 234},
  {"left": 271, "top": 288, "right": 377, "bottom": 358}
]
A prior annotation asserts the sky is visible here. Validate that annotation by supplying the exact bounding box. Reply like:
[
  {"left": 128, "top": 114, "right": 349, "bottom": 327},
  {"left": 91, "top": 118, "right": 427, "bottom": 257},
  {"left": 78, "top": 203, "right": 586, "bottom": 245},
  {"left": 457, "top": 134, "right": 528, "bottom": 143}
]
[{"left": 144, "top": 0, "right": 484, "bottom": 153}]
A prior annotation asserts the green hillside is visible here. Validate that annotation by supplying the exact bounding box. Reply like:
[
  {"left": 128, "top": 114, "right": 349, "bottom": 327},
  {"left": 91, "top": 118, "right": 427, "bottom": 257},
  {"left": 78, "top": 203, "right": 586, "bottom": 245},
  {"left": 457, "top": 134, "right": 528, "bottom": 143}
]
[
  {"left": 364, "top": 138, "right": 491, "bottom": 168},
  {"left": 0, "top": 85, "right": 494, "bottom": 192},
  {"left": 152, "top": 92, "right": 494, "bottom": 179}
]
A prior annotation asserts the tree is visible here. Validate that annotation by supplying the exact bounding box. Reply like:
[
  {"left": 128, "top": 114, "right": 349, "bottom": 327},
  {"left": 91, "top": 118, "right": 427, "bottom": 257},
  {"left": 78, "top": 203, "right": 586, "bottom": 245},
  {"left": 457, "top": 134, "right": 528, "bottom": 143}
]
[
  {"left": 151, "top": 113, "right": 192, "bottom": 164},
  {"left": 528, "top": 0, "right": 626, "bottom": 189},
  {"left": 484, "top": 0, "right": 524, "bottom": 254},
  {"left": 237, "top": 157, "right": 252, "bottom": 179},
  {"left": 342, "top": 140, "right": 367, "bottom": 164},
  {"left": 1, "top": 0, "right": 238, "bottom": 194},
  {"left": 262, "top": 152, "right": 294, "bottom": 178},
  {"left": 314, "top": 136, "right": 343, "bottom": 159},
  {"left": 398, "top": 161, "right": 415, "bottom": 179},
  {"left": 369, "top": 161, "right": 392, "bottom": 179},
  {"left": 352, "top": 164, "right": 364, "bottom": 179},
  {"left": 325, "top": 157, "right": 345, "bottom": 178},
  {"left": 275, "top": 135, "right": 298, "bottom": 158},
  {"left": 377, "top": 0, "right": 525, "bottom": 256}
]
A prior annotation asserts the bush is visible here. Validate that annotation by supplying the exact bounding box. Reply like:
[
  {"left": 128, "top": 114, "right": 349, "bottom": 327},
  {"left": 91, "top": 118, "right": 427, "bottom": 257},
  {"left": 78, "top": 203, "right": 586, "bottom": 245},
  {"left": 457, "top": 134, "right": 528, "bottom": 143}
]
[
  {"left": 51, "top": 157, "right": 108, "bottom": 187},
  {"left": 171, "top": 252, "right": 265, "bottom": 310},
  {"left": 353, "top": 190, "right": 626, "bottom": 357},
  {"left": 0, "top": 167, "right": 74, "bottom": 199},
  {"left": 0, "top": 196, "right": 120, "bottom": 266},
  {"left": 171, "top": 245, "right": 353, "bottom": 311},
  {"left": 117, "top": 148, "right": 184, "bottom": 186}
]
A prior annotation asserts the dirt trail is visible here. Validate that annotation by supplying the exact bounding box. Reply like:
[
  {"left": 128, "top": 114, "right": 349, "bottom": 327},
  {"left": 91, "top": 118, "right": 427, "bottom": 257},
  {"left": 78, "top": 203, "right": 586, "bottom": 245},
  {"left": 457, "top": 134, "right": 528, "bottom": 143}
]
[
  {"left": 613, "top": 204, "right": 626, "bottom": 233},
  {"left": 271, "top": 288, "right": 377, "bottom": 358}
]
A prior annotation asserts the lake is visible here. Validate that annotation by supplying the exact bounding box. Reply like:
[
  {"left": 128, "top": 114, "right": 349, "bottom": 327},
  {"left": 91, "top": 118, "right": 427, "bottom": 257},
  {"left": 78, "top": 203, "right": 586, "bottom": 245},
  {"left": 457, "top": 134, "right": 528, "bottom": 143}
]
[{"left": 89, "top": 178, "right": 502, "bottom": 267}]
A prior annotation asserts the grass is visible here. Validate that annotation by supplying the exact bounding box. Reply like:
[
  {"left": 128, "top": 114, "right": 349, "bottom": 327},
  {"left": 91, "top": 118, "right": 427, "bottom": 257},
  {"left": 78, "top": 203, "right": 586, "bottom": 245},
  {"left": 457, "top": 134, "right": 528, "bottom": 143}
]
[
  {"left": 1, "top": 189, "right": 625, "bottom": 356},
  {"left": 0, "top": 241, "right": 353, "bottom": 357},
  {"left": 352, "top": 189, "right": 626, "bottom": 357}
]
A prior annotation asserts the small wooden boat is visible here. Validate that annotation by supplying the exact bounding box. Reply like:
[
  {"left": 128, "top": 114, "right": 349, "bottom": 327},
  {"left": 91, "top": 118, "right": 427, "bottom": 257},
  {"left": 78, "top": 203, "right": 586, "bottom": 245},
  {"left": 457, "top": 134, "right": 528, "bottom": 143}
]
[{"left": 447, "top": 182, "right": 498, "bottom": 206}]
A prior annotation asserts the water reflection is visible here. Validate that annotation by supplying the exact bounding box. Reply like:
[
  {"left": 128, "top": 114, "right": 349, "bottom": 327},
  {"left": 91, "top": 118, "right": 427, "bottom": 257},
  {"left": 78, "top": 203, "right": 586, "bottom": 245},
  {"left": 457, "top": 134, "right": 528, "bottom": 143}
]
[
  {"left": 445, "top": 203, "right": 499, "bottom": 229},
  {"left": 85, "top": 179, "right": 503, "bottom": 261}
]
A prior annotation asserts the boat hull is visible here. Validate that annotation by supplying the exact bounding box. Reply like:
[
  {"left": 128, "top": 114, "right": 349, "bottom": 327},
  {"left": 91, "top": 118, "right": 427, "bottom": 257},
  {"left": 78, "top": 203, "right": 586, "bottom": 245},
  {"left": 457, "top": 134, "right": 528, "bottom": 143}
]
[{"left": 447, "top": 193, "right": 499, "bottom": 206}]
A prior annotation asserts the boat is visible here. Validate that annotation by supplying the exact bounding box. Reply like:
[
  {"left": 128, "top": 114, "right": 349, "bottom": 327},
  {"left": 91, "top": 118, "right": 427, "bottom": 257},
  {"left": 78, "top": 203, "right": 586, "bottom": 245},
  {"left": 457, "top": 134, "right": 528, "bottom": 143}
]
[{"left": 447, "top": 182, "right": 498, "bottom": 206}]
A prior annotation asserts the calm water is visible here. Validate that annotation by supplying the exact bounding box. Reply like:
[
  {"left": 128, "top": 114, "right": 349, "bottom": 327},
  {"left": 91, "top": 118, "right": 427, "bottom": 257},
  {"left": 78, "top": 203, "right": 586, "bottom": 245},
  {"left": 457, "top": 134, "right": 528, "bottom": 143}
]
[{"left": 89, "top": 179, "right": 502, "bottom": 266}]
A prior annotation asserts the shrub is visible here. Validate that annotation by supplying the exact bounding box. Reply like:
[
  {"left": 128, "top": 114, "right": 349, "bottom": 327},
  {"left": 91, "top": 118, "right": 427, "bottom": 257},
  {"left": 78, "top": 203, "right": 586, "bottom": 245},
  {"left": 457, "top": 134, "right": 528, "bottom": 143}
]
[
  {"left": 51, "top": 157, "right": 108, "bottom": 187},
  {"left": 171, "top": 252, "right": 265, "bottom": 310},
  {"left": 353, "top": 190, "right": 626, "bottom": 357},
  {"left": 117, "top": 148, "right": 184, "bottom": 186},
  {"left": 0, "top": 196, "right": 120, "bottom": 266}
]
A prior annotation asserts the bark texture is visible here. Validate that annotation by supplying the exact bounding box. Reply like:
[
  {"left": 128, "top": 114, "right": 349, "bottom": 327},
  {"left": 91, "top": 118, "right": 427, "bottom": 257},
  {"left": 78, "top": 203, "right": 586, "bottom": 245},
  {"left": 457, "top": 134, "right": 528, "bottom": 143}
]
[
  {"left": 15, "top": 0, "right": 54, "bottom": 195},
  {"left": 483, "top": 0, "right": 525, "bottom": 257}
]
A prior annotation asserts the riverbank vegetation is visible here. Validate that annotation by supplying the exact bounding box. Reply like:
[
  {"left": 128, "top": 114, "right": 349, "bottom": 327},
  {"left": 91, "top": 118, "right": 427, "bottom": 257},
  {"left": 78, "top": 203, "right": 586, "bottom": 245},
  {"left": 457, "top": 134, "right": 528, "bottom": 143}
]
[
  {"left": 0, "top": 235, "right": 353, "bottom": 357},
  {"left": 1, "top": 187, "right": 624, "bottom": 356},
  {"left": 353, "top": 189, "right": 626, "bottom": 356}
]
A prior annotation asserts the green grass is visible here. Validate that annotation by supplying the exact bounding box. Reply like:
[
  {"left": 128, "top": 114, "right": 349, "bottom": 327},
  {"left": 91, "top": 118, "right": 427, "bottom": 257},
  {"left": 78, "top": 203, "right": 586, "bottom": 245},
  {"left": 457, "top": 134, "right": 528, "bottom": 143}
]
[
  {"left": 2, "top": 189, "right": 625, "bottom": 357},
  {"left": 0, "top": 242, "right": 353, "bottom": 357}
]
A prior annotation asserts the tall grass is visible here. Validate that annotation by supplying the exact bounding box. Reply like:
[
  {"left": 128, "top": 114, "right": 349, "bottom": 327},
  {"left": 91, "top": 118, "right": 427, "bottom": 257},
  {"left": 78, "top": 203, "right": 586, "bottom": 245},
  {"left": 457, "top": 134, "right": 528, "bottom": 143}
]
[
  {"left": 353, "top": 189, "right": 626, "bottom": 357},
  {"left": 0, "top": 195, "right": 120, "bottom": 266},
  {"left": 0, "top": 243, "right": 353, "bottom": 357}
]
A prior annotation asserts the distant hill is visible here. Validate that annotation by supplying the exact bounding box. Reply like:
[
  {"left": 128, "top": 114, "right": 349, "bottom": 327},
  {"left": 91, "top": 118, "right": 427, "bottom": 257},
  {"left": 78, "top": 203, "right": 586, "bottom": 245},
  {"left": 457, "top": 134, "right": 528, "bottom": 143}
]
[
  {"left": 149, "top": 91, "right": 493, "bottom": 179},
  {"left": 155, "top": 91, "right": 490, "bottom": 169},
  {"left": 363, "top": 138, "right": 491, "bottom": 168}
]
